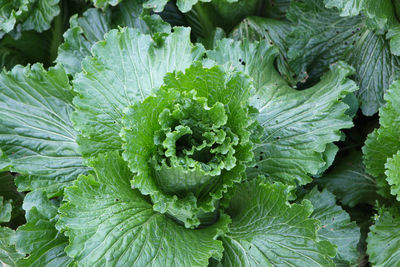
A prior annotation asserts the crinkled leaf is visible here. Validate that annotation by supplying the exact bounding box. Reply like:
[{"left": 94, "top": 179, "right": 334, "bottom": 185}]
[
  {"left": 367, "top": 207, "right": 400, "bottom": 266},
  {"left": 208, "top": 39, "right": 357, "bottom": 186},
  {"left": 317, "top": 151, "right": 379, "bottom": 207},
  {"left": 72, "top": 27, "right": 204, "bottom": 157},
  {"left": 15, "top": 190, "right": 73, "bottom": 267},
  {"left": 122, "top": 63, "right": 255, "bottom": 227},
  {"left": 304, "top": 187, "right": 360, "bottom": 266},
  {"left": 219, "top": 179, "right": 336, "bottom": 266},
  {"left": 0, "top": 64, "right": 88, "bottom": 197},
  {"left": 385, "top": 151, "right": 400, "bottom": 201},
  {"left": 363, "top": 80, "right": 400, "bottom": 199},
  {"left": 58, "top": 151, "right": 228, "bottom": 266},
  {"left": 57, "top": 0, "right": 170, "bottom": 75},
  {"left": 0, "top": 0, "right": 60, "bottom": 38}
]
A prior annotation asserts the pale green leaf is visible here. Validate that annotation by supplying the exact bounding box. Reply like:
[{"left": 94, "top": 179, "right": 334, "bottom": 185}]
[
  {"left": 0, "top": 0, "right": 60, "bottom": 37},
  {"left": 57, "top": 0, "right": 170, "bottom": 75},
  {"left": 15, "top": 191, "right": 73, "bottom": 267},
  {"left": 385, "top": 151, "right": 400, "bottom": 201},
  {"left": 219, "top": 179, "right": 336, "bottom": 266},
  {"left": 0, "top": 197, "right": 11, "bottom": 223},
  {"left": 317, "top": 151, "right": 379, "bottom": 207},
  {"left": 304, "top": 187, "right": 360, "bottom": 266},
  {"left": 323, "top": 0, "right": 365, "bottom": 16},
  {"left": 363, "top": 80, "right": 400, "bottom": 199},
  {"left": 0, "top": 227, "right": 23, "bottom": 267},
  {"left": 367, "top": 207, "right": 400, "bottom": 266},
  {"left": 208, "top": 39, "right": 357, "bottom": 185},
  {"left": 0, "top": 64, "right": 88, "bottom": 197},
  {"left": 58, "top": 152, "right": 228, "bottom": 266},
  {"left": 72, "top": 27, "right": 204, "bottom": 157}
]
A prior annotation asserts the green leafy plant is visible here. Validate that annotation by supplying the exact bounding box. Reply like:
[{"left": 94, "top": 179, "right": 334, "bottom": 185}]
[{"left": 0, "top": 0, "right": 399, "bottom": 266}]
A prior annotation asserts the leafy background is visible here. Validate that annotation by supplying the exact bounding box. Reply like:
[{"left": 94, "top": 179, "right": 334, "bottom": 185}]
[{"left": 1, "top": 0, "right": 400, "bottom": 266}]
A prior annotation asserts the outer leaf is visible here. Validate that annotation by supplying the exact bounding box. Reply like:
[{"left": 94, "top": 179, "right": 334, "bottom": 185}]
[
  {"left": 367, "top": 207, "right": 400, "bottom": 266},
  {"left": 0, "top": 227, "right": 23, "bottom": 267},
  {"left": 15, "top": 191, "right": 73, "bottom": 266},
  {"left": 304, "top": 187, "right": 360, "bottom": 266},
  {"left": 0, "top": 190, "right": 23, "bottom": 267},
  {"left": 323, "top": 0, "right": 365, "bottom": 16},
  {"left": 72, "top": 27, "right": 204, "bottom": 157},
  {"left": 208, "top": 39, "right": 357, "bottom": 185},
  {"left": 363, "top": 80, "right": 400, "bottom": 199},
  {"left": 347, "top": 30, "right": 400, "bottom": 116},
  {"left": 286, "top": 0, "right": 363, "bottom": 83},
  {"left": 0, "top": 0, "right": 60, "bottom": 37},
  {"left": 230, "top": 16, "right": 296, "bottom": 85},
  {"left": 286, "top": 0, "right": 400, "bottom": 116},
  {"left": 220, "top": 179, "right": 336, "bottom": 266},
  {"left": 385, "top": 151, "right": 400, "bottom": 201},
  {"left": 57, "top": 0, "right": 170, "bottom": 75},
  {"left": 0, "top": 64, "right": 88, "bottom": 197},
  {"left": 0, "top": 197, "right": 11, "bottom": 223},
  {"left": 58, "top": 152, "right": 228, "bottom": 266},
  {"left": 387, "top": 25, "right": 400, "bottom": 56},
  {"left": 316, "top": 151, "right": 379, "bottom": 207}
]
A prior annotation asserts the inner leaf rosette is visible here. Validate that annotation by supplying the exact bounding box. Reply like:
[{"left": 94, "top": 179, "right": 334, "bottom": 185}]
[{"left": 121, "top": 63, "right": 257, "bottom": 228}]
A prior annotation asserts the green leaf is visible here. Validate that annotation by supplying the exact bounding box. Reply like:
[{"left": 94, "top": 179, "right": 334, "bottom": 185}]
[
  {"left": 208, "top": 39, "right": 357, "bottom": 185},
  {"left": 122, "top": 63, "right": 255, "bottom": 227},
  {"left": 316, "top": 151, "right": 379, "bottom": 207},
  {"left": 363, "top": 80, "right": 400, "bottom": 199},
  {"left": 286, "top": 0, "right": 364, "bottom": 83},
  {"left": 15, "top": 190, "right": 73, "bottom": 267},
  {"left": 230, "top": 16, "right": 296, "bottom": 85},
  {"left": 0, "top": 193, "right": 23, "bottom": 267},
  {"left": 0, "top": 197, "right": 12, "bottom": 223},
  {"left": 0, "top": 150, "right": 11, "bottom": 171},
  {"left": 324, "top": 0, "right": 397, "bottom": 32},
  {"left": 57, "top": 0, "right": 170, "bottom": 75},
  {"left": 304, "top": 187, "right": 360, "bottom": 266},
  {"left": 387, "top": 25, "right": 400, "bottom": 56},
  {"left": 58, "top": 151, "right": 228, "bottom": 266},
  {"left": 144, "top": 0, "right": 216, "bottom": 13},
  {"left": 0, "top": 227, "right": 23, "bottom": 267},
  {"left": 72, "top": 27, "right": 204, "bottom": 157},
  {"left": 0, "top": 0, "right": 60, "bottom": 37},
  {"left": 219, "top": 179, "right": 336, "bottom": 266},
  {"left": 323, "top": 0, "right": 365, "bottom": 16},
  {"left": 385, "top": 151, "right": 400, "bottom": 201},
  {"left": 286, "top": 0, "right": 400, "bottom": 116},
  {"left": 347, "top": 30, "right": 400, "bottom": 116},
  {"left": 0, "top": 64, "right": 88, "bottom": 197},
  {"left": 367, "top": 207, "right": 400, "bottom": 266},
  {"left": 91, "top": 0, "right": 123, "bottom": 8}
]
